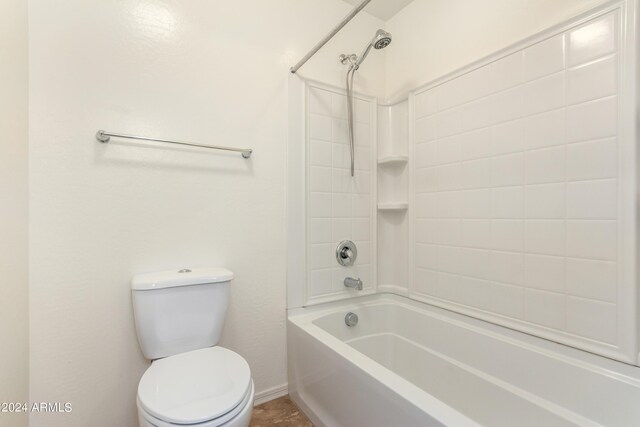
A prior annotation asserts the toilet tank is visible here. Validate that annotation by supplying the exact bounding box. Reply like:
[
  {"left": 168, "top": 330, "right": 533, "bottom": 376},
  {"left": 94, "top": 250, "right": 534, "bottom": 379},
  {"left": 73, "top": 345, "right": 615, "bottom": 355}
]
[{"left": 131, "top": 267, "right": 234, "bottom": 360}]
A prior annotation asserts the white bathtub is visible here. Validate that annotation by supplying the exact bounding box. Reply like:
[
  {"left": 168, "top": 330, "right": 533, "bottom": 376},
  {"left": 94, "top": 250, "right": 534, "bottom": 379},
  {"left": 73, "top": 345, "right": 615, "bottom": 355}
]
[{"left": 287, "top": 294, "right": 640, "bottom": 427}]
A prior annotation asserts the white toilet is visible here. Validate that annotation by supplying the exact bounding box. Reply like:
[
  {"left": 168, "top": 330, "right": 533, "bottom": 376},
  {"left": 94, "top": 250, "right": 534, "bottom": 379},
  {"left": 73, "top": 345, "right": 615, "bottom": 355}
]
[{"left": 132, "top": 268, "right": 254, "bottom": 427}]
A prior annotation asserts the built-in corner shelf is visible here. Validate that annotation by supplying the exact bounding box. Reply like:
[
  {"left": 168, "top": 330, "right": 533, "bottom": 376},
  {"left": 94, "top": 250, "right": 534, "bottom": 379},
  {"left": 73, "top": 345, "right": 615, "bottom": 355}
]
[
  {"left": 377, "top": 202, "right": 409, "bottom": 211},
  {"left": 378, "top": 155, "right": 409, "bottom": 166}
]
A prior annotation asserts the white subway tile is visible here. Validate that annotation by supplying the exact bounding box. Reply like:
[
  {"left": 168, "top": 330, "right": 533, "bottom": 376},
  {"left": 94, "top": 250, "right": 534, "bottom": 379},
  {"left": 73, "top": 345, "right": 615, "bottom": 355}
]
[
  {"left": 491, "top": 186, "right": 524, "bottom": 218},
  {"left": 416, "top": 142, "right": 438, "bottom": 168},
  {"left": 454, "top": 276, "right": 493, "bottom": 310},
  {"left": 566, "top": 258, "right": 616, "bottom": 302},
  {"left": 354, "top": 240, "right": 370, "bottom": 264},
  {"left": 437, "top": 246, "right": 462, "bottom": 274},
  {"left": 310, "top": 218, "right": 331, "bottom": 243},
  {"left": 525, "top": 147, "right": 565, "bottom": 184},
  {"left": 568, "top": 14, "right": 617, "bottom": 67},
  {"left": 310, "top": 114, "right": 332, "bottom": 141},
  {"left": 331, "top": 218, "right": 351, "bottom": 241},
  {"left": 435, "top": 191, "right": 463, "bottom": 218},
  {"left": 461, "top": 158, "right": 491, "bottom": 189},
  {"left": 566, "top": 220, "right": 617, "bottom": 261},
  {"left": 331, "top": 93, "right": 348, "bottom": 119},
  {"left": 566, "top": 297, "right": 617, "bottom": 343},
  {"left": 461, "top": 97, "right": 492, "bottom": 132},
  {"left": 416, "top": 167, "right": 438, "bottom": 193},
  {"left": 525, "top": 220, "right": 565, "bottom": 256},
  {"left": 566, "top": 138, "right": 617, "bottom": 181},
  {"left": 416, "top": 244, "right": 438, "bottom": 270},
  {"left": 523, "top": 71, "right": 565, "bottom": 116},
  {"left": 524, "top": 34, "right": 565, "bottom": 81},
  {"left": 437, "top": 108, "right": 462, "bottom": 138},
  {"left": 567, "top": 179, "right": 616, "bottom": 219},
  {"left": 492, "top": 119, "right": 524, "bottom": 155},
  {"left": 414, "top": 268, "right": 440, "bottom": 296},
  {"left": 310, "top": 192, "right": 331, "bottom": 218},
  {"left": 436, "top": 163, "right": 462, "bottom": 191},
  {"left": 332, "top": 118, "right": 349, "bottom": 143},
  {"left": 462, "top": 219, "right": 491, "bottom": 248},
  {"left": 309, "top": 88, "right": 332, "bottom": 116},
  {"left": 524, "top": 254, "right": 565, "bottom": 292},
  {"left": 460, "top": 248, "right": 491, "bottom": 279},
  {"left": 567, "top": 55, "right": 616, "bottom": 105},
  {"left": 332, "top": 142, "right": 349, "bottom": 169},
  {"left": 416, "top": 219, "right": 439, "bottom": 244},
  {"left": 415, "top": 91, "right": 437, "bottom": 118},
  {"left": 462, "top": 189, "right": 491, "bottom": 218},
  {"left": 523, "top": 108, "right": 565, "bottom": 150},
  {"left": 352, "top": 218, "right": 369, "bottom": 241},
  {"left": 352, "top": 194, "right": 370, "bottom": 218},
  {"left": 492, "top": 153, "right": 524, "bottom": 187},
  {"left": 490, "top": 251, "right": 524, "bottom": 285},
  {"left": 459, "top": 128, "right": 493, "bottom": 161},
  {"left": 354, "top": 147, "right": 370, "bottom": 171},
  {"left": 492, "top": 85, "right": 524, "bottom": 124},
  {"left": 492, "top": 282, "right": 525, "bottom": 318},
  {"left": 491, "top": 52, "right": 524, "bottom": 92},
  {"left": 457, "top": 66, "right": 493, "bottom": 104},
  {"left": 310, "top": 244, "right": 333, "bottom": 269},
  {"left": 311, "top": 166, "right": 332, "bottom": 192},
  {"left": 354, "top": 99, "right": 370, "bottom": 124},
  {"left": 332, "top": 193, "right": 351, "bottom": 218},
  {"left": 309, "top": 269, "right": 333, "bottom": 297},
  {"left": 437, "top": 219, "right": 463, "bottom": 246},
  {"left": 492, "top": 220, "right": 524, "bottom": 252},
  {"left": 525, "top": 183, "right": 565, "bottom": 219},
  {"left": 354, "top": 122, "right": 370, "bottom": 147},
  {"left": 416, "top": 193, "right": 438, "bottom": 218},
  {"left": 415, "top": 115, "right": 438, "bottom": 143},
  {"left": 435, "top": 135, "right": 462, "bottom": 165},
  {"left": 353, "top": 170, "right": 370, "bottom": 195},
  {"left": 310, "top": 139, "right": 332, "bottom": 167},
  {"left": 566, "top": 96, "right": 617, "bottom": 143},
  {"left": 436, "top": 80, "right": 462, "bottom": 111},
  {"left": 524, "top": 289, "right": 565, "bottom": 329}
]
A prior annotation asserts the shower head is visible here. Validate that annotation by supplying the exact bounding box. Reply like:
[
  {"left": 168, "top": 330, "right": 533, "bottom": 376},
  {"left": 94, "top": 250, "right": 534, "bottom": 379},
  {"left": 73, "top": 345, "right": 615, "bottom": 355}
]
[
  {"left": 354, "top": 29, "right": 392, "bottom": 68},
  {"left": 373, "top": 29, "right": 392, "bottom": 49}
]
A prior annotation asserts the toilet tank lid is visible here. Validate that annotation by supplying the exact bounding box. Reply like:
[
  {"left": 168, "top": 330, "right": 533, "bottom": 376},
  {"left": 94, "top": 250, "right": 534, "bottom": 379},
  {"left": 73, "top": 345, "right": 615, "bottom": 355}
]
[{"left": 132, "top": 268, "right": 234, "bottom": 291}]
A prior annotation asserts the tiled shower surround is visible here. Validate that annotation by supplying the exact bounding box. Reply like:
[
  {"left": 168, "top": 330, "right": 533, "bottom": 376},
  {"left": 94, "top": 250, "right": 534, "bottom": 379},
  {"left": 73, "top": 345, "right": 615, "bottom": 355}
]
[
  {"left": 306, "top": 84, "right": 374, "bottom": 302},
  {"left": 412, "top": 11, "right": 627, "bottom": 355},
  {"left": 300, "top": 8, "right": 636, "bottom": 363}
]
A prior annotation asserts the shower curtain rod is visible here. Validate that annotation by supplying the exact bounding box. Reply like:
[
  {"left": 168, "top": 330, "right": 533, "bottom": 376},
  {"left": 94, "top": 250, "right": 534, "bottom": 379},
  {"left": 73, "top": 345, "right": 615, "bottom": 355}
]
[{"left": 290, "top": 0, "right": 372, "bottom": 74}]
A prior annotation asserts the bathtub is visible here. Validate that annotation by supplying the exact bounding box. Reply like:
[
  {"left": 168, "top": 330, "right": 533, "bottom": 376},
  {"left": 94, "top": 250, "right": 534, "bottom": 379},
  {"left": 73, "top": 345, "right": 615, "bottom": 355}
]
[{"left": 287, "top": 294, "right": 640, "bottom": 427}]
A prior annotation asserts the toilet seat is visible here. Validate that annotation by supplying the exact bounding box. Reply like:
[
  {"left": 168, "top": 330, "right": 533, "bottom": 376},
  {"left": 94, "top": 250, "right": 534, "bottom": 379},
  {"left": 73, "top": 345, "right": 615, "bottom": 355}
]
[{"left": 138, "top": 346, "right": 252, "bottom": 426}]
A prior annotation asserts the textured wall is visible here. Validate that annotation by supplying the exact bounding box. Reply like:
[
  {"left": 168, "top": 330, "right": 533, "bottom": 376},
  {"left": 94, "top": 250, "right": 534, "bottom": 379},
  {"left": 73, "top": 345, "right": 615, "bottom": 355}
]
[
  {"left": 0, "top": 0, "right": 28, "bottom": 426},
  {"left": 28, "top": 1, "right": 384, "bottom": 426}
]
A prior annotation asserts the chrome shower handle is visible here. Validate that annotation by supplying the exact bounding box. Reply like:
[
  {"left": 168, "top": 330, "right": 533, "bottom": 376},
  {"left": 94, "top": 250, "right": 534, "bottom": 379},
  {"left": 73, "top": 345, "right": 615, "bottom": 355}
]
[{"left": 336, "top": 240, "right": 358, "bottom": 267}]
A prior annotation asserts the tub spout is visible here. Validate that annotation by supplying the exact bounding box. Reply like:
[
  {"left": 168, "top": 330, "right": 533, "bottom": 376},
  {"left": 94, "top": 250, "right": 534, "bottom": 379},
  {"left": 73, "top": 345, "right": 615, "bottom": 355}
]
[{"left": 344, "top": 277, "right": 363, "bottom": 290}]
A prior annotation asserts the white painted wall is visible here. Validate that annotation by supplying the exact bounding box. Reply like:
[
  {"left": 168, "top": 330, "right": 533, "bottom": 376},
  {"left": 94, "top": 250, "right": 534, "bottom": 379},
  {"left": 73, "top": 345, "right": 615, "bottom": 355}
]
[
  {"left": 384, "top": 0, "right": 611, "bottom": 99},
  {"left": 28, "top": 1, "right": 384, "bottom": 426},
  {"left": 0, "top": 1, "right": 28, "bottom": 426}
]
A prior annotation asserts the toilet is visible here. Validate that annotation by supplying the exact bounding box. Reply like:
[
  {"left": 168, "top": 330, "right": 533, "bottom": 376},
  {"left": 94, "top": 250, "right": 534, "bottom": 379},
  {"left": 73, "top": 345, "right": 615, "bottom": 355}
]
[{"left": 132, "top": 268, "right": 254, "bottom": 427}]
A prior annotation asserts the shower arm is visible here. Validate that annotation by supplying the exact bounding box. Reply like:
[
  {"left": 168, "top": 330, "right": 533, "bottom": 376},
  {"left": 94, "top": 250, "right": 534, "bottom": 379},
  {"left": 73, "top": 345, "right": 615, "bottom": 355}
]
[{"left": 290, "top": 0, "right": 372, "bottom": 74}]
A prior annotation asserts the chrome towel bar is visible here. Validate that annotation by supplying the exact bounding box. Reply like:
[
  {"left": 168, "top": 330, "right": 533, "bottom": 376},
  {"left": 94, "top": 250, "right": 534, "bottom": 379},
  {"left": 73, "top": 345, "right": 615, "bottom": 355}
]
[{"left": 95, "top": 130, "right": 253, "bottom": 159}]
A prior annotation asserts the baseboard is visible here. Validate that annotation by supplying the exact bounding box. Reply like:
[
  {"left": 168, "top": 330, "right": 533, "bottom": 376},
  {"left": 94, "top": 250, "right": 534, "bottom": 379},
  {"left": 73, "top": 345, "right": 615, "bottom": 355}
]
[{"left": 253, "top": 383, "right": 288, "bottom": 406}]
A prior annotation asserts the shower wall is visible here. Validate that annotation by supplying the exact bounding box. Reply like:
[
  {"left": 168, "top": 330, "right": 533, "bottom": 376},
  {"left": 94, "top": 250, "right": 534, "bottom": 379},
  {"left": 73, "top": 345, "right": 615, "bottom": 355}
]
[
  {"left": 409, "top": 6, "right": 638, "bottom": 364},
  {"left": 304, "top": 83, "right": 376, "bottom": 304}
]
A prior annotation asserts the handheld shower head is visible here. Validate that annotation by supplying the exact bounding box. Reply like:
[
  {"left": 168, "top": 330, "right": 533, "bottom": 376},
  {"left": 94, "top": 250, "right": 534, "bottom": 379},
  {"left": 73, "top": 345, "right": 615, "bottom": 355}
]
[{"left": 354, "top": 29, "right": 392, "bottom": 68}]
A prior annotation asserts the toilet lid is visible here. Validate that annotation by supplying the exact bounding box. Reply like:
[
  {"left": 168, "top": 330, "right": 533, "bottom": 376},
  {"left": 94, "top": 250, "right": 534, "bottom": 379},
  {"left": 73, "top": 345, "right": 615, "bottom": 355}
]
[{"left": 138, "top": 347, "right": 252, "bottom": 425}]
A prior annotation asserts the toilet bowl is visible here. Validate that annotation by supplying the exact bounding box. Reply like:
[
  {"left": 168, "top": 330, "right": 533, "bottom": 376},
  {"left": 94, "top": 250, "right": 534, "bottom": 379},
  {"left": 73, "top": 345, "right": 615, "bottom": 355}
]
[
  {"left": 136, "top": 347, "right": 253, "bottom": 427},
  {"left": 130, "top": 268, "right": 253, "bottom": 427}
]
